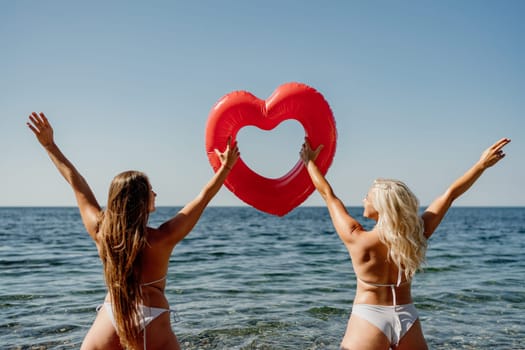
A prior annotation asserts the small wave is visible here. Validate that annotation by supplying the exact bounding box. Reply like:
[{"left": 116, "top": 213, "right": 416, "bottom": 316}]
[
  {"left": 307, "top": 306, "right": 346, "bottom": 320},
  {"left": 1, "top": 323, "right": 81, "bottom": 349},
  {"left": 483, "top": 257, "right": 517, "bottom": 264},
  {"left": 179, "top": 320, "right": 291, "bottom": 349},
  {"left": 0, "top": 294, "right": 37, "bottom": 302},
  {"left": 423, "top": 265, "right": 462, "bottom": 273},
  {"left": 1, "top": 340, "right": 77, "bottom": 350}
]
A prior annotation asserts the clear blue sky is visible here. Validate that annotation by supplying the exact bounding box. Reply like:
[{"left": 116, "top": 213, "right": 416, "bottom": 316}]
[{"left": 1, "top": 1, "right": 523, "bottom": 208}]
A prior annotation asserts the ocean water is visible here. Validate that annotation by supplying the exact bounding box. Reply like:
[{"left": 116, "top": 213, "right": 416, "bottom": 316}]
[{"left": 0, "top": 207, "right": 524, "bottom": 350}]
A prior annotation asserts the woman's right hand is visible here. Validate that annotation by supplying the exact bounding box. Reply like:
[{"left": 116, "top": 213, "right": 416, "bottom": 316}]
[
  {"left": 27, "top": 112, "right": 55, "bottom": 148},
  {"left": 478, "top": 138, "right": 511, "bottom": 169},
  {"left": 214, "top": 136, "right": 240, "bottom": 171}
]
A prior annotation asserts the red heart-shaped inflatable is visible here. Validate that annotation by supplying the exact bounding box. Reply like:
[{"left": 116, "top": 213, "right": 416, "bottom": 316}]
[{"left": 205, "top": 82, "right": 337, "bottom": 216}]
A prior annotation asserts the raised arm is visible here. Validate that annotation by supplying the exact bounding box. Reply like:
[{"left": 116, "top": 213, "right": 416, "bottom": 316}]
[
  {"left": 300, "top": 138, "right": 362, "bottom": 245},
  {"left": 158, "top": 137, "right": 240, "bottom": 247},
  {"left": 27, "top": 112, "right": 101, "bottom": 240},
  {"left": 422, "top": 138, "right": 511, "bottom": 238}
]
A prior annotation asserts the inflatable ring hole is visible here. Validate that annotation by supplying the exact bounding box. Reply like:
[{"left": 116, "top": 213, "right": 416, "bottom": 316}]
[{"left": 236, "top": 120, "right": 305, "bottom": 179}]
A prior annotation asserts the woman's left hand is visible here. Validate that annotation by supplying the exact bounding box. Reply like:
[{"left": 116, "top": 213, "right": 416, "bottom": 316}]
[
  {"left": 300, "top": 137, "right": 323, "bottom": 165},
  {"left": 478, "top": 138, "right": 511, "bottom": 169}
]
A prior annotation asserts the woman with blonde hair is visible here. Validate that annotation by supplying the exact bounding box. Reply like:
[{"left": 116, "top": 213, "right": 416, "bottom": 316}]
[
  {"left": 300, "top": 137, "right": 510, "bottom": 350},
  {"left": 27, "top": 112, "right": 239, "bottom": 350}
]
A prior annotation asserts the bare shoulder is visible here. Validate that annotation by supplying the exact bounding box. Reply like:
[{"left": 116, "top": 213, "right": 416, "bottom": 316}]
[
  {"left": 351, "top": 227, "right": 382, "bottom": 246},
  {"left": 348, "top": 221, "right": 371, "bottom": 241},
  {"left": 327, "top": 205, "right": 366, "bottom": 246},
  {"left": 348, "top": 228, "right": 386, "bottom": 258},
  {"left": 146, "top": 226, "right": 170, "bottom": 245},
  {"left": 349, "top": 229, "right": 390, "bottom": 277},
  {"left": 142, "top": 227, "right": 174, "bottom": 264}
]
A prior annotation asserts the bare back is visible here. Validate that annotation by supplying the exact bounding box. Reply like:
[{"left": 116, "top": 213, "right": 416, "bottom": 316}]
[{"left": 346, "top": 228, "right": 413, "bottom": 306}]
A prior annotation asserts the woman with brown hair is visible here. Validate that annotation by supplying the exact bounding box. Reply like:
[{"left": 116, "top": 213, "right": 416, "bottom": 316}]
[
  {"left": 300, "top": 136, "right": 510, "bottom": 350},
  {"left": 27, "top": 112, "right": 239, "bottom": 349}
]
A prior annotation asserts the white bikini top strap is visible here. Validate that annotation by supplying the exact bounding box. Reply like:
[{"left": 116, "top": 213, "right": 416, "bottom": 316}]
[
  {"left": 141, "top": 275, "right": 167, "bottom": 286},
  {"left": 391, "top": 285, "right": 397, "bottom": 307},
  {"left": 391, "top": 268, "right": 403, "bottom": 307}
]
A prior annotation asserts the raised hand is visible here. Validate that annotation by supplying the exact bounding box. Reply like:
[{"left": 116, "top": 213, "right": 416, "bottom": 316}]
[
  {"left": 300, "top": 137, "right": 323, "bottom": 165},
  {"left": 478, "top": 138, "right": 511, "bottom": 169},
  {"left": 27, "top": 112, "right": 54, "bottom": 148},
  {"left": 214, "top": 136, "right": 240, "bottom": 170}
]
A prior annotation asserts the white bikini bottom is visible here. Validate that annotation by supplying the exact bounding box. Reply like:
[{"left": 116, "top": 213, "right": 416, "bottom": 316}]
[
  {"left": 351, "top": 303, "right": 418, "bottom": 347},
  {"left": 97, "top": 302, "right": 178, "bottom": 331}
]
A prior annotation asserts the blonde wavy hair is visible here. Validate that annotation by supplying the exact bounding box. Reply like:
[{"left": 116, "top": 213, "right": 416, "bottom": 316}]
[
  {"left": 98, "top": 170, "right": 151, "bottom": 349},
  {"left": 370, "top": 178, "right": 427, "bottom": 280}
]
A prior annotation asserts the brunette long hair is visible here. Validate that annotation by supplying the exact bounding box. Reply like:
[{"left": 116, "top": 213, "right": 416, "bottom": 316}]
[{"left": 98, "top": 170, "right": 151, "bottom": 349}]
